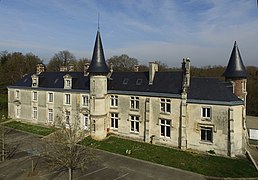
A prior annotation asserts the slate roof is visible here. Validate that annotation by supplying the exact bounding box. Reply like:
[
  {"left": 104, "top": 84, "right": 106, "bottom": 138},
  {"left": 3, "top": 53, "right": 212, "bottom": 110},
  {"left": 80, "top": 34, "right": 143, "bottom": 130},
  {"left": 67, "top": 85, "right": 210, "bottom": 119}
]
[
  {"left": 87, "top": 31, "right": 109, "bottom": 74},
  {"left": 223, "top": 41, "right": 247, "bottom": 78},
  {"left": 9, "top": 70, "right": 243, "bottom": 104}
]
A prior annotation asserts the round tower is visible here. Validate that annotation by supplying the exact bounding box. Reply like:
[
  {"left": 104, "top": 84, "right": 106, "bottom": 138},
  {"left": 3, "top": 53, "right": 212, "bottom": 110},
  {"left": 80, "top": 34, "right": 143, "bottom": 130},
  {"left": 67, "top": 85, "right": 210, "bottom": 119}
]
[
  {"left": 88, "top": 30, "right": 109, "bottom": 140},
  {"left": 223, "top": 41, "right": 247, "bottom": 105}
]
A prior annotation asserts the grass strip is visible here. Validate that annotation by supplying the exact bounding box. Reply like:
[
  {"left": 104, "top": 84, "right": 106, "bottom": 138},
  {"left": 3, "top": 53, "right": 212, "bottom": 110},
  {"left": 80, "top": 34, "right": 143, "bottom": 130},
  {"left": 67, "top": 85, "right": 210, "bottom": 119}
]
[
  {"left": 4, "top": 121, "right": 55, "bottom": 136},
  {"left": 80, "top": 136, "right": 258, "bottom": 178}
]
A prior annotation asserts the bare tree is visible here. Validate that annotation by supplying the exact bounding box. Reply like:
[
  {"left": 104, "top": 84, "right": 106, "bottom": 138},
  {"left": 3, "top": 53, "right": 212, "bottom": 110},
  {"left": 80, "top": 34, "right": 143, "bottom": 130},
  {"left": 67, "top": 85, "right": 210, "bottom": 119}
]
[
  {"left": 107, "top": 54, "right": 138, "bottom": 72},
  {"left": 42, "top": 108, "right": 94, "bottom": 180}
]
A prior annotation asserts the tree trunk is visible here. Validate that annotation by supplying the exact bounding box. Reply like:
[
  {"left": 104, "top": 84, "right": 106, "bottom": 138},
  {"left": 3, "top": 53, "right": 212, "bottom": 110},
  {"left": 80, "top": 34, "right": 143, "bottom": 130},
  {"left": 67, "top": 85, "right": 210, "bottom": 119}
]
[{"left": 68, "top": 167, "right": 72, "bottom": 180}]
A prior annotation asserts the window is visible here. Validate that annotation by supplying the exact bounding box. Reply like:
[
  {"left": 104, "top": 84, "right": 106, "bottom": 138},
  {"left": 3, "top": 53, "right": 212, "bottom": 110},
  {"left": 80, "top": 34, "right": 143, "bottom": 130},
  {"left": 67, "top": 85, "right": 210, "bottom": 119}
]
[
  {"left": 32, "top": 91, "right": 37, "bottom": 101},
  {"left": 130, "top": 115, "right": 139, "bottom": 133},
  {"left": 48, "top": 109, "right": 53, "bottom": 122},
  {"left": 202, "top": 107, "right": 211, "bottom": 119},
  {"left": 65, "top": 111, "right": 70, "bottom": 126},
  {"left": 65, "top": 94, "right": 71, "bottom": 105},
  {"left": 130, "top": 96, "right": 139, "bottom": 110},
  {"left": 160, "top": 119, "right": 171, "bottom": 138},
  {"left": 48, "top": 92, "right": 53, "bottom": 102},
  {"left": 16, "top": 105, "right": 21, "bottom": 118},
  {"left": 66, "top": 80, "right": 71, "bottom": 87},
  {"left": 110, "top": 113, "right": 118, "bottom": 129},
  {"left": 82, "top": 95, "right": 89, "bottom": 106},
  {"left": 110, "top": 95, "right": 118, "bottom": 107},
  {"left": 160, "top": 98, "right": 171, "bottom": 113},
  {"left": 32, "top": 107, "right": 37, "bottom": 119},
  {"left": 83, "top": 114, "right": 89, "bottom": 130},
  {"left": 136, "top": 79, "right": 142, "bottom": 85},
  {"left": 123, "top": 78, "right": 129, "bottom": 85},
  {"left": 15, "top": 90, "right": 20, "bottom": 99},
  {"left": 201, "top": 126, "right": 213, "bottom": 142},
  {"left": 32, "top": 78, "right": 37, "bottom": 87}
]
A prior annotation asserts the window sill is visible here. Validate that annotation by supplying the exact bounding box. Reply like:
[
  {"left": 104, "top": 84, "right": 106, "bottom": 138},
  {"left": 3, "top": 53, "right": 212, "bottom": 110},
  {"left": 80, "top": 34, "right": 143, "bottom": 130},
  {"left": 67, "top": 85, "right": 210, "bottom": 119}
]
[
  {"left": 130, "top": 131, "right": 139, "bottom": 135},
  {"left": 130, "top": 109, "right": 139, "bottom": 112},
  {"left": 110, "top": 128, "right": 118, "bottom": 131},
  {"left": 110, "top": 106, "right": 118, "bottom": 109},
  {"left": 201, "top": 118, "right": 211, "bottom": 121},
  {"left": 200, "top": 140, "right": 213, "bottom": 145},
  {"left": 160, "top": 112, "right": 171, "bottom": 115}
]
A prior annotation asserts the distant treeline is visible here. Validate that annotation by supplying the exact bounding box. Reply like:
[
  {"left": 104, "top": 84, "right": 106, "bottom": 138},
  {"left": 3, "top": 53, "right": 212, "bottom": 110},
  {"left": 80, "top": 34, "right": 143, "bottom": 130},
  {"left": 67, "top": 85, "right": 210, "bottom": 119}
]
[{"left": 0, "top": 51, "right": 257, "bottom": 116}]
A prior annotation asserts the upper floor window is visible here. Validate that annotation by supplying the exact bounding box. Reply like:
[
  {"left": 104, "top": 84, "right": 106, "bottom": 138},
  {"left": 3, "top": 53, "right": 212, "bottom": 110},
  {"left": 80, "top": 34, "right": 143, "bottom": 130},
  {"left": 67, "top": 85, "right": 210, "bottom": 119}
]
[
  {"left": 82, "top": 95, "right": 89, "bottom": 106},
  {"left": 202, "top": 107, "right": 211, "bottom": 119},
  {"left": 160, "top": 119, "right": 171, "bottom": 138},
  {"left": 65, "top": 111, "right": 70, "bottom": 127},
  {"left": 32, "top": 91, "right": 38, "bottom": 101},
  {"left": 48, "top": 92, "right": 53, "bottom": 103},
  {"left": 200, "top": 126, "right": 213, "bottom": 143},
  {"left": 65, "top": 94, "right": 71, "bottom": 105},
  {"left": 110, "top": 95, "right": 118, "bottom": 107},
  {"left": 15, "top": 90, "right": 20, "bottom": 99},
  {"left": 160, "top": 98, "right": 171, "bottom": 113},
  {"left": 130, "top": 96, "right": 139, "bottom": 110}
]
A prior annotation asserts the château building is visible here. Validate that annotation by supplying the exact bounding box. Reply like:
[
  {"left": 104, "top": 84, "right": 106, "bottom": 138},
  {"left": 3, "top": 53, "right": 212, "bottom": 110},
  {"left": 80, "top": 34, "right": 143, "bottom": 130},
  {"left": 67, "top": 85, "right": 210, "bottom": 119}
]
[{"left": 8, "top": 30, "right": 248, "bottom": 157}]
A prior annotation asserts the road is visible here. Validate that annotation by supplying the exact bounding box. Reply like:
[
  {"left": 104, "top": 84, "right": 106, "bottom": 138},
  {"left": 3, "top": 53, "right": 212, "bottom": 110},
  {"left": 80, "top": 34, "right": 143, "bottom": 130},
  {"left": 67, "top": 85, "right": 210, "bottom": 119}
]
[{"left": 0, "top": 128, "right": 205, "bottom": 180}]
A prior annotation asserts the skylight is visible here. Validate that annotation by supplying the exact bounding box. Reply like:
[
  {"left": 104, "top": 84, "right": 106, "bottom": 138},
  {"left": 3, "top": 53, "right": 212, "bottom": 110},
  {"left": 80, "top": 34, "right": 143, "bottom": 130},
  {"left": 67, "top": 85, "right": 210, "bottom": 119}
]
[
  {"left": 123, "top": 78, "right": 129, "bottom": 85},
  {"left": 136, "top": 79, "right": 142, "bottom": 85}
]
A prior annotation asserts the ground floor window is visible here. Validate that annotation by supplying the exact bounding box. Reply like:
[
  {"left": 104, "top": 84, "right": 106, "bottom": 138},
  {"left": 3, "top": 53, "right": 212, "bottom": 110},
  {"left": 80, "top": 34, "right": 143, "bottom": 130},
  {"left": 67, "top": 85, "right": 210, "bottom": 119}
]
[
  {"left": 130, "top": 115, "right": 139, "bottom": 133},
  {"left": 16, "top": 105, "right": 21, "bottom": 118},
  {"left": 65, "top": 111, "right": 70, "bottom": 127},
  {"left": 110, "top": 113, "right": 118, "bottom": 129},
  {"left": 32, "top": 107, "right": 37, "bottom": 119},
  {"left": 83, "top": 114, "right": 89, "bottom": 130},
  {"left": 200, "top": 126, "right": 213, "bottom": 142},
  {"left": 160, "top": 119, "right": 171, "bottom": 138},
  {"left": 48, "top": 109, "right": 53, "bottom": 122}
]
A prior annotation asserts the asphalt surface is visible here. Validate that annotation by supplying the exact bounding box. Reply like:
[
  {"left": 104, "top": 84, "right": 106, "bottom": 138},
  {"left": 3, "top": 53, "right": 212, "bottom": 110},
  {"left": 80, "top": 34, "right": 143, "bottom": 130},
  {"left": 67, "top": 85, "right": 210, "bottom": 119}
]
[{"left": 0, "top": 128, "right": 205, "bottom": 180}]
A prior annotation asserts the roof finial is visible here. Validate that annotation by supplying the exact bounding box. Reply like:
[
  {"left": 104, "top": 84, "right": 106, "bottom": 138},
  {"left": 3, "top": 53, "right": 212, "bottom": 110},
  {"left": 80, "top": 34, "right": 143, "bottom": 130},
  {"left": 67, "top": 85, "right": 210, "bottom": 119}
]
[{"left": 98, "top": 13, "right": 100, "bottom": 31}]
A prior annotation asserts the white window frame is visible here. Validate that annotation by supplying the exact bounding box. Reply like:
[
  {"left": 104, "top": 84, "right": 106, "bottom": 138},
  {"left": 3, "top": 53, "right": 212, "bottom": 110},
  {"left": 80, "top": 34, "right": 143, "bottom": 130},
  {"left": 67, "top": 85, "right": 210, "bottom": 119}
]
[
  {"left": 15, "top": 90, "right": 20, "bottom": 100},
  {"left": 48, "top": 92, "right": 54, "bottom": 103},
  {"left": 32, "top": 91, "right": 38, "bottom": 101},
  {"left": 65, "top": 111, "right": 70, "bottom": 127},
  {"left": 82, "top": 114, "right": 89, "bottom": 130},
  {"left": 16, "top": 104, "right": 21, "bottom": 118},
  {"left": 160, "top": 119, "right": 171, "bottom": 138},
  {"left": 130, "top": 96, "right": 139, "bottom": 110},
  {"left": 82, "top": 95, "right": 89, "bottom": 106},
  {"left": 200, "top": 126, "right": 213, "bottom": 143},
  {"left": 110, "top": 113, "right": 118, "bottom": 129},
  {"left": 32, "top": 107, "right": 37, "bottom": 120},
  {"left": 48, "top": 108, "right": 54, "bottom": 122},
  {"left": 201, "top": 107, "right": 211, "bottom": 119},
  {"left": 110, "top": 95, "right": 118, "bottom": 108},
  {"left": 65, "top": 94, "right": 71, "bottom": 105},
  {"left": 66, "top": 79, "right": 71, "bottom": 87},
  {"left": 160, "top": 98, "right": 171, "bottom": 113},
  {"left": 130, "top": 115, "right": 139, "bottom": 133}
]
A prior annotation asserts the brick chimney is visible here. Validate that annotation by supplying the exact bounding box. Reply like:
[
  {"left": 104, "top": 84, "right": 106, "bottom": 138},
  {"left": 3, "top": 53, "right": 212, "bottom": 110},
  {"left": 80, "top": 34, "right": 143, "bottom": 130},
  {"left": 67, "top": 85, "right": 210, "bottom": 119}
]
[{"left": 149, "top": 62, "right": 158, "bottom": 85}]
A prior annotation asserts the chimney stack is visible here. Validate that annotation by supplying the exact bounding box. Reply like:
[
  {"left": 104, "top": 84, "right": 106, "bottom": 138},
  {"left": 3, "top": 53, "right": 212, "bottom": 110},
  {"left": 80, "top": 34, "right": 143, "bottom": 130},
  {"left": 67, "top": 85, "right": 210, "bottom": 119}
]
[
  {"left": 84, "top": 62, "right": 90, "bottom": 76},
  {"left": 134, "top": 65, "right": 139, "bottom": 72},
  {"left": 182, "top": 58, "right": 191, "bottom": 92},
  {"left": 149, "top": 62, "right": 159, "bottom": 85}
]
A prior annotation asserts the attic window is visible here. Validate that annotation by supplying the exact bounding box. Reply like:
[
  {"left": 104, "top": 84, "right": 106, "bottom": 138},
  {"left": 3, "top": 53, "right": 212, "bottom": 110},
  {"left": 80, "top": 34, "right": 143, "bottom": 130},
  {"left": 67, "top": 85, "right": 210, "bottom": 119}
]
[
  {"left": 54, "top": 79, "right": 59, "bottom": 84},
  {"left": 123, "top": 78, "right": 129, "bottom": 85},
  {"left": 136, "top": 79, "right": 142, "bottom": 85}
]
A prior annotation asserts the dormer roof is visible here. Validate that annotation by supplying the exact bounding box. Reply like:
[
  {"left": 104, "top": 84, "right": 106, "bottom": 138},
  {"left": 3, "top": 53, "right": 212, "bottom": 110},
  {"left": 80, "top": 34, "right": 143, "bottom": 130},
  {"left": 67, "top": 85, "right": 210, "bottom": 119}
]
[
  {"left": 87, "top": 31, "right": 109, "bottom": 74},
  {"left": 223, "top": 41, "right": 247, "bottom": 79}
]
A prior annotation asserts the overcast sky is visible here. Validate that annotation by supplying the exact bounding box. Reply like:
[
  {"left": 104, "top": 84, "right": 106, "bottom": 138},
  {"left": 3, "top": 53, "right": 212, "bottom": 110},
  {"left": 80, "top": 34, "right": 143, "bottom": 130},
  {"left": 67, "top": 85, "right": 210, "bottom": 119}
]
[{"left": 0, "top": 0, "right": 257, "bottom": 67}]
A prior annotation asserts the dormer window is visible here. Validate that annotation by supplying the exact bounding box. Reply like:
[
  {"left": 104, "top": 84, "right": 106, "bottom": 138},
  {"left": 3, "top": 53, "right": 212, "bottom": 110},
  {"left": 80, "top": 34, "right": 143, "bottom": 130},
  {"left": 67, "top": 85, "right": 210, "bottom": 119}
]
[
  {"left": 31, "top": 74, "right": 38, "bottom": 88},
  {"left": 63, "top": 74, "right": 72, "bottom": 89}
]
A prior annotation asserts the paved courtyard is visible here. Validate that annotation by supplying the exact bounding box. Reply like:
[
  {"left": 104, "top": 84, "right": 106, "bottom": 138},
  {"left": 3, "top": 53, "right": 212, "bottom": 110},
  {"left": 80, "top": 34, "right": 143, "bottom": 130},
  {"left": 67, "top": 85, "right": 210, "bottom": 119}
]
[{"left": 0, "top": 128, "right": 205, "bottom": 180}]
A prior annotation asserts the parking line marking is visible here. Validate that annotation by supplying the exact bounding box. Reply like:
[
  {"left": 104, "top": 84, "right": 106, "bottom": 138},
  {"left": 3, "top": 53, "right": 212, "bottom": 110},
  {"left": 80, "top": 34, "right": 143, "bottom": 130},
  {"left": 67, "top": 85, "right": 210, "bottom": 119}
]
[
  {"left": 74, "top": 167, "right": 108, "bottom": 179},
  {"left": 113, "top": 173, "right": 129, "bottom": 180}
]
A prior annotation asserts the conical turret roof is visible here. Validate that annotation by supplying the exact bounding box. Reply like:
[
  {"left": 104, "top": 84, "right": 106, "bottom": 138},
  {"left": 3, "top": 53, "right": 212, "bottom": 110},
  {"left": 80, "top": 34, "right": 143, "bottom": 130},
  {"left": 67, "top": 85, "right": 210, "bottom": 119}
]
[
  {"left": 223, "top": 41, "right": 247, "bottom": 78},
  {"left": 88, "top": 31, "right": 109, "bottom": 74}
]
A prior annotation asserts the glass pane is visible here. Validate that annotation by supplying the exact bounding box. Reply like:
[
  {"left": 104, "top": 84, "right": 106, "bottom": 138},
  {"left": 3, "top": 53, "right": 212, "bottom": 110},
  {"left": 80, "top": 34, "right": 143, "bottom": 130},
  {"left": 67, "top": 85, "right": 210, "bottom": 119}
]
[
  {"left": 136, "top": 122, "right": 139, "bottom": 132},
  {"left": 161, "top": 125, "right": 165, "bottom": 136},
  {"left": 166, "top": 126, "right": 171, "bottom": 137}
]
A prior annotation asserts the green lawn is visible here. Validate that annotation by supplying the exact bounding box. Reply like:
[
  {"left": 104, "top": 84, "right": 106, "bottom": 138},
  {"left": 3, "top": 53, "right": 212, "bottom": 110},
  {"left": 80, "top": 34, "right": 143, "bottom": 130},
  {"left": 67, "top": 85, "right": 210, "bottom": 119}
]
[
  {"left": 80, "top": 136, "right": 258, "bottom": 178},
  {"left": 4, "top": 121, "right": 55, "bottom": 136}
]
